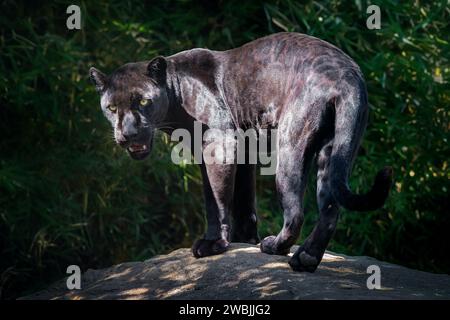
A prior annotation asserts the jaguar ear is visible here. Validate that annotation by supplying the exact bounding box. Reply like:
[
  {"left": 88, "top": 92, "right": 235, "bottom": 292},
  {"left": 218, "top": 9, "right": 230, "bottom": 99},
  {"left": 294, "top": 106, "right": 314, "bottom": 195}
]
[
  {"left": 147, "top": 56, "right": 167, "bottom": 85},
  {"left": 89, "top": 67, "right": 107, "bottom": 93}
]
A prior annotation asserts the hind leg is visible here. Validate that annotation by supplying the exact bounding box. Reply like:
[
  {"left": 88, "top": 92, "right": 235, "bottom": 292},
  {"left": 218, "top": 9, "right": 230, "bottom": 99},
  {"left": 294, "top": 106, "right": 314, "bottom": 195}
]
[
  {"left": 231, "top": 164, "right": 260, "bottom": 244},
  {"left": 290, "top": 142, "right": 340, "bottom": 272},
  {"left": 260, "top": 125, "right": 315, "bottom": 255}
]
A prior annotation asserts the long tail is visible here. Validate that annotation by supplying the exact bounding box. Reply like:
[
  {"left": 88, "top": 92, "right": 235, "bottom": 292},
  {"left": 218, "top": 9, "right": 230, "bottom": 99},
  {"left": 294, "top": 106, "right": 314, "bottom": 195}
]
[{"left": 329, "top": 76, "right": 393, "bottom": 212}]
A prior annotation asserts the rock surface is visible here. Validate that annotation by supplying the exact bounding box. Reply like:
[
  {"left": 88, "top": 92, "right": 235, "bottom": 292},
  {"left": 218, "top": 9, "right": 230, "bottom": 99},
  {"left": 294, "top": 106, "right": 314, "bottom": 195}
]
[{"left": 22, "top": 243, "right": 450, "bottom": 300}]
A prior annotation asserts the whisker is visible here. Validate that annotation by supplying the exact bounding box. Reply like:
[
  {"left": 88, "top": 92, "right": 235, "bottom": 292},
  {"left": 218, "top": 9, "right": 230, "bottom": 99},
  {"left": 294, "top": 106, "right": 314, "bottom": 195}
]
[
  {"left": 156, "top": 126, "right": 176, "bottom": 131},
  {"left": 156, "top": 122, "right": 177, "bottom": 131}
]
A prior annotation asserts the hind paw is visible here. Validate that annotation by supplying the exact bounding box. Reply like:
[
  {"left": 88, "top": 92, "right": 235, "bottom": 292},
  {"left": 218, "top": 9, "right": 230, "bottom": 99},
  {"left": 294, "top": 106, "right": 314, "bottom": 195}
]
[{"left": 289, "top": 246, "right": 320, "bottom": 273}]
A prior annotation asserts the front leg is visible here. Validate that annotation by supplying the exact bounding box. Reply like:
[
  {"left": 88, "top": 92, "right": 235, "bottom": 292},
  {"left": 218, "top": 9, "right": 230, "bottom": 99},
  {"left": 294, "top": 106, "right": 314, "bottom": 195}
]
[{"left": 192, "top": 162, "right": 236, "bottom": 258}]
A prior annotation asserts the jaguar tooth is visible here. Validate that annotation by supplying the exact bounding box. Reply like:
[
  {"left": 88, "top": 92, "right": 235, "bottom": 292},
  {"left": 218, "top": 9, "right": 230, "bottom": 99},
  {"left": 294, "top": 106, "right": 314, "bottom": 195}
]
[{"left": 128, "top": 144, "right": 147, "bottom": 152}]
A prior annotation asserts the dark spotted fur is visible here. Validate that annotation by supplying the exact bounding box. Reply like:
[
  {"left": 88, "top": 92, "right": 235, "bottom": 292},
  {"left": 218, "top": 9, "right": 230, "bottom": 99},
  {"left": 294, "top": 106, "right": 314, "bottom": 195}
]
[{"left": 90, "top": 32, "right": 392, "bottom": 272}]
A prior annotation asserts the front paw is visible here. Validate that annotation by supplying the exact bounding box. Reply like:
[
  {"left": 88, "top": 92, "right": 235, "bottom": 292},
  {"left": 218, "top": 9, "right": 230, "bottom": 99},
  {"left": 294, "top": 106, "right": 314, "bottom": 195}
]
[
  {"left": 289, "top": 246, "right": 320, "bottom": 273},
  {"left": 260, "top": 235, "right": 290, "bottom": 255},
  {"left": 192, "top": 238, "right": 229, "bottom": 258}
]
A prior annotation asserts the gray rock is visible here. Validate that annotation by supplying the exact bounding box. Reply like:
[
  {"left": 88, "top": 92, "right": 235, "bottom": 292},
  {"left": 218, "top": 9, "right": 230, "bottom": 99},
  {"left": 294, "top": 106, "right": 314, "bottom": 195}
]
[{"left": 21, "top": 243, "right": 450, "bottom": 300}]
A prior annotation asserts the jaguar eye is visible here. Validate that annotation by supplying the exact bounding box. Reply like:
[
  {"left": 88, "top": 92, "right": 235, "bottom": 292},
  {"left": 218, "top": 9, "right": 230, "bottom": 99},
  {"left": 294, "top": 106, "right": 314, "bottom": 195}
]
[
  {"left": 139, "top": 99, "right": 149, "bottom": 106},
  {"left": 107, "top": 105, "right": 117, "bottom": 113}
]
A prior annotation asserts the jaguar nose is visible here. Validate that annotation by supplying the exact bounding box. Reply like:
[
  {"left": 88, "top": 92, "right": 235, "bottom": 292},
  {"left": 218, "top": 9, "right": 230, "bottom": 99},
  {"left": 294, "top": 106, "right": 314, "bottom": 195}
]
[
  {"left": 121, "top": 125, "right": 138, "bottom": 141},
  {"left": 121, "top": 112, "right": 139, "bottom": 142}
]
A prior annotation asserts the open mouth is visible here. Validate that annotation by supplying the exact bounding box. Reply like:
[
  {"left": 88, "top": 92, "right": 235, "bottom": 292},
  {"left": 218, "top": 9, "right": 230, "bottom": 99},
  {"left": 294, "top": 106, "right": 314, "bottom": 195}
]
[
  {"left": 127, "top": 143, "right": 148, "bottom": 153},
  {"left": 126, "top": 142, "right": 152, "bottom": 160}
]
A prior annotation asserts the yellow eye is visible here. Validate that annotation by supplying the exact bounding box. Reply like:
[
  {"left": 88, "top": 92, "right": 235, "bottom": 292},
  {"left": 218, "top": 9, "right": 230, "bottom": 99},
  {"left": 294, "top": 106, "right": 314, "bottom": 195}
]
[
  {"left": 139, "top": 99, "right": 149, "bottom": 106},
  {"left": 107, "top": 105, "right": 117, "bottom": 113}
]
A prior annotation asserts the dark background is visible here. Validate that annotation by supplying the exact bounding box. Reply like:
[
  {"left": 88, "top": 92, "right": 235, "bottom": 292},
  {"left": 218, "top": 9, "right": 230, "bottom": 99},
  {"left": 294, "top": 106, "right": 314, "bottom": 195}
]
[{"left": 0, "top": 0, "right": 448, "bottom": 299}]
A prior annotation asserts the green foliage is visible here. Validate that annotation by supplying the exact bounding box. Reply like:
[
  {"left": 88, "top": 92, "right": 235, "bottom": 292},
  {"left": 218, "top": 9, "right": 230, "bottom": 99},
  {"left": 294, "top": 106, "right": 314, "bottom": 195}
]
[{"left": 0, "top": 0, "right": 448, "bottom": 299}]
